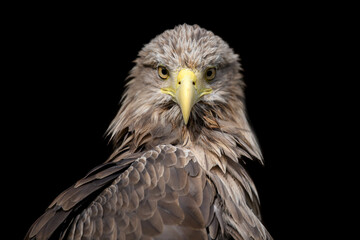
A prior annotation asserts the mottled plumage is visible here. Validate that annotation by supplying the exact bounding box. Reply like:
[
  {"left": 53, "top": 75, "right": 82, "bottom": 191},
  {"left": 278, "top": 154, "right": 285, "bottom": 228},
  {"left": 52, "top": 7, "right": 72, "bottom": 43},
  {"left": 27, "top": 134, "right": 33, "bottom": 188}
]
[{"left": 26, "top": 24, "right": 272, "bottom": 240}]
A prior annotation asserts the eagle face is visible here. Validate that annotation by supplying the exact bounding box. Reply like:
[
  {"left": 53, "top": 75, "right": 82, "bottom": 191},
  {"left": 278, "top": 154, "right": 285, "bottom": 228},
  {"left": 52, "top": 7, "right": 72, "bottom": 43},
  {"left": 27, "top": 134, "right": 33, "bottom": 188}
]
[
  {"left": 126, "top": 24, "right": 244, "bottom": 128},
  {"left": 160, "top": 67, "right": 214, "bottom": 125}
]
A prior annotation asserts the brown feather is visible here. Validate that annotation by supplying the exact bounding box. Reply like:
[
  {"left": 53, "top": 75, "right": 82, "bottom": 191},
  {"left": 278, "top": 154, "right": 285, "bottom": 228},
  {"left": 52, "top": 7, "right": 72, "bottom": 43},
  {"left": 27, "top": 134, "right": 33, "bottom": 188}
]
[
  {"left": 157, "top": 200, "right": 185, "bottom": 225},
  {"left": 199, "top": 180, "right": 216, "bottom": 227},
  {"left": 178, "top": 195, "right": 205, "bottom": 229},
  {"left": 167, "top": 167, "right": 188, "bottom": 191},
  {"left": 208, "top": 216, "right": 219, "bottom": 239},
  {"left": 141, "top": 209, "right": 163, "bottom": 236}
]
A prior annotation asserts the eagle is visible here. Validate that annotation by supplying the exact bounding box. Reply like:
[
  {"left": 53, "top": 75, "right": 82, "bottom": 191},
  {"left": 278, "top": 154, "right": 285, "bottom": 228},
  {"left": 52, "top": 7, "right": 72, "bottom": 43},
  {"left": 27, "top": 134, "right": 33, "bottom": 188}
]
[{"left": 25, "top": 24, "right": 272, "bottom": 240}]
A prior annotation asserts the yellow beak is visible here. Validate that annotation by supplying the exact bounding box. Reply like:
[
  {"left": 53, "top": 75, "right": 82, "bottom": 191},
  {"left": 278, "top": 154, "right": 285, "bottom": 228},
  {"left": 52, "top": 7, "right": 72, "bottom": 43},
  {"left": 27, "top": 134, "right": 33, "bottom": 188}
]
[
  {"left": 176, "top": 69, "right": 197, "bottom": 125},
  {"left": 161, "top": 68, "right": 212, "bottom": 125}
]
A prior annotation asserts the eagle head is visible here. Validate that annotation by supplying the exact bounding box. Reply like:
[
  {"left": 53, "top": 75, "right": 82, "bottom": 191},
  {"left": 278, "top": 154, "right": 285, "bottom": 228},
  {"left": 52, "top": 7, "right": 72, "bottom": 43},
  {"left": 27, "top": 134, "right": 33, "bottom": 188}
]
[{"left": 107, "top": 24, "right": 262, "bottom": 168}]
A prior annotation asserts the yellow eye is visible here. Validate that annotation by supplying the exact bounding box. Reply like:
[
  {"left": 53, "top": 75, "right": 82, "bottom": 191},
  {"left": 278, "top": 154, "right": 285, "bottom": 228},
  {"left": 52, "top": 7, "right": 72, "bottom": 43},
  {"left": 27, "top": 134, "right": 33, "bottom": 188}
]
[
  {"left": 158, "top": 66, "right": 169, "bottom": 79},
  {"left": 205, "top": 67, "right": 216, "bottom": 80}
]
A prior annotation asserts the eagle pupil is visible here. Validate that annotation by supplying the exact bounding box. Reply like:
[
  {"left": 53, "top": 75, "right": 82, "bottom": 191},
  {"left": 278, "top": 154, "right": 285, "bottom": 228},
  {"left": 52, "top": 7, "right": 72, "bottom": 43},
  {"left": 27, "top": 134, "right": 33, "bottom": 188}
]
[
  {"left": 207, "top": 70, "right": 212, "bottom": 76},
  {"left": 162, "top": 68, "right": 168, "bottom": 75}
]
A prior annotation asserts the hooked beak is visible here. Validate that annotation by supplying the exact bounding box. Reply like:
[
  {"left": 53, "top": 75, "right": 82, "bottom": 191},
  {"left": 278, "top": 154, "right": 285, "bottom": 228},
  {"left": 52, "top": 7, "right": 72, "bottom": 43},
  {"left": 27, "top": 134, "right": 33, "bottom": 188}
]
[{"left": 161, "top": 68, "right": 212, "bottom": 125}]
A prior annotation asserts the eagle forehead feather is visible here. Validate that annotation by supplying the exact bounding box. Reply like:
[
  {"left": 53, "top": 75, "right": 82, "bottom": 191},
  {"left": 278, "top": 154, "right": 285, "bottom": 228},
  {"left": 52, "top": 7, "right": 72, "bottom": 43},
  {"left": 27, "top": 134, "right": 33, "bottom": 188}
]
[{"left": 139, "top": 24, "right": 240, "bottom": 69}]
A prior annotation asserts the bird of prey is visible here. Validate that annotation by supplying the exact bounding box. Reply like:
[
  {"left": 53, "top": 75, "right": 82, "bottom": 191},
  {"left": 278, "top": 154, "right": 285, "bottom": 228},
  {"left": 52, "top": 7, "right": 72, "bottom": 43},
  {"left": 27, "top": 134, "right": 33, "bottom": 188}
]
[{"left": 25, "top": 24, "right": 272, "bottom": 240}]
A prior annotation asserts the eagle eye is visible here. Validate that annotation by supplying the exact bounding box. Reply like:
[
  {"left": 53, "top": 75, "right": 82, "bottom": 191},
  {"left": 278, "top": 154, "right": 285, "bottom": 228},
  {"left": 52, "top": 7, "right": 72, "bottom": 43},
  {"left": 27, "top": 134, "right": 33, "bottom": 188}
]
[
  {"left": 205, "top": 68, "right": 216, "bottom": 81},
  {"left": 158, "top": 66, "right": 169, "bottom": 79}
]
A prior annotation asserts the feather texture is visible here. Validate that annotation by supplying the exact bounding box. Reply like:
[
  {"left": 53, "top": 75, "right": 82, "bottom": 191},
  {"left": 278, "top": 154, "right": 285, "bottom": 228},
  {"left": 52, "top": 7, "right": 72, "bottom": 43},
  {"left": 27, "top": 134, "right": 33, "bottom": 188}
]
[{"left": 25, "top": 24, "right": 271, "bottom": 240}]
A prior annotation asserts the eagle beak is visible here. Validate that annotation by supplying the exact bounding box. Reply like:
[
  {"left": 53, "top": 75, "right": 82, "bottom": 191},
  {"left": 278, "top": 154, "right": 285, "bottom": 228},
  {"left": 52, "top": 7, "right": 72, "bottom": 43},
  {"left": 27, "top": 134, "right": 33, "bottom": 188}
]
[
  {"left": 161, "top": 68, "right": 213, "bottom": 125},
  {"left": 176, "top": 69, "right": 197, "bottom": 125}
]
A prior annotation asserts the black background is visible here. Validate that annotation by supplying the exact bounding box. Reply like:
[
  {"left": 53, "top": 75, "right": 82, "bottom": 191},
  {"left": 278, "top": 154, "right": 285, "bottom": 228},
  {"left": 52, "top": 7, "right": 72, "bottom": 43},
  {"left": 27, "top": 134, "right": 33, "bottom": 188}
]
[{"left": 4, "top": 3, "right": 341, "bottom": 240}]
